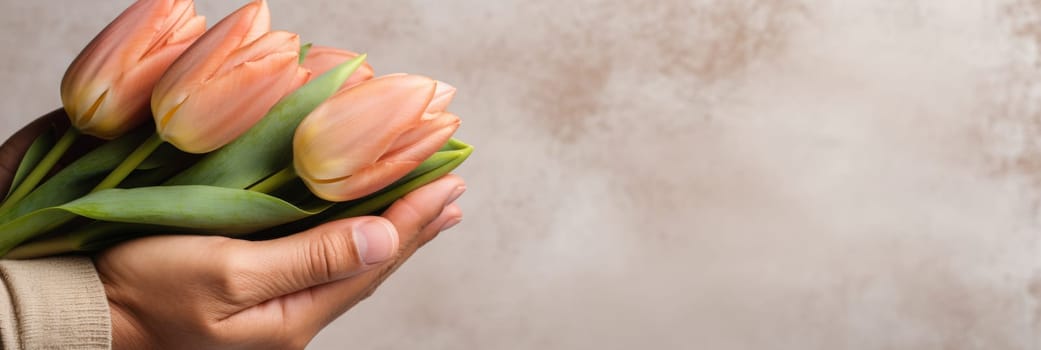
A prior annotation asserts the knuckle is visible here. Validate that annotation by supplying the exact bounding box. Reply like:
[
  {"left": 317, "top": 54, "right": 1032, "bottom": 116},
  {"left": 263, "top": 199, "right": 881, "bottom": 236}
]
[
  {"left": 200, "top": 322, "right": 227, "bottom": 341},
  {"left": 207, "top": 243, "right": 258, "bottom": 303},
  {"left": 395, "top": 196, "right": 428, "bottom": 223},
  {"left": 420, "top": 228, "right": 443, "bottom": 246},
  {"left": 304, "top": 230, "right": 357, "bottom": 282},
  {"left": 197, "top": 318, "right": 243, "bottom": 345},
  {"left": 443, "top": 204, "right": 464, "bottom": 219},
  {"left": 271, "top": 321, "right": 314, "bottom": 350}
]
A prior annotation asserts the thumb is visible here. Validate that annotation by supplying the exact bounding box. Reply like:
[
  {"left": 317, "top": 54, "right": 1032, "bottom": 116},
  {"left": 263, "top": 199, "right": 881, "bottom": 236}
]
[{"left": 239, "top": 216, "right": 399, "bottom": 301}]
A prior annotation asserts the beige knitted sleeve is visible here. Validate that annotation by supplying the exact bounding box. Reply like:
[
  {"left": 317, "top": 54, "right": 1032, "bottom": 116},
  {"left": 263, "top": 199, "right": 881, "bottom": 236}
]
[{"left": 0, "top": 257, "right": 110, "bottom": 349}]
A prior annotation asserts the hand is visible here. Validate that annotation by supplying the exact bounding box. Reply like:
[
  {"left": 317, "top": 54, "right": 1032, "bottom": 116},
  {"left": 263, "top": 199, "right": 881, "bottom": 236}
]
[
  {"left": 0, "top": 112, "right": 466, "bottom": 350},
  {"left": 98, "top": 174, "right": 464, "bottom": 349}
]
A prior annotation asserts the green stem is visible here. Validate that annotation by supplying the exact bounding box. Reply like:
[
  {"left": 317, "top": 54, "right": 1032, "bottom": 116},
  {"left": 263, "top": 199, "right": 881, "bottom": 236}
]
[
  {"left": 248, "top": 167, "right": 297, "bottom": 193},
  {"left": 92, "top": 133, "right": 164, "bottom": 192},
  {"left": 0, "top": 128, "right": 79, "bottom": 213},
  {"left": 2, "top": 232, "right": 81, "bottom": 259}
]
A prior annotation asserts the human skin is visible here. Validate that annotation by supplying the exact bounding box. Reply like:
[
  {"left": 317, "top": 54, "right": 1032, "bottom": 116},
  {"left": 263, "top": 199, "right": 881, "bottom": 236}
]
[{"left": 0, "top": 110, "right": 466, "bottom": 349}]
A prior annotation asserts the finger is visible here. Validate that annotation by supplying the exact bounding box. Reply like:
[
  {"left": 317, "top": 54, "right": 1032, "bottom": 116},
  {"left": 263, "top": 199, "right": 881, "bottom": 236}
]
[
  {"left": 305, "top": 204, "right": 462, "bottom": 328},
  {"left": 233, "top": 175, "right": 464, "bottom": 303},
  {"left": 233, "top": 216, "right": 399, "bottom": 303},
  {"left": 272, "top": 175, "right": 465, "bottom": 332},
  {"left": 417, "top": 203, "right": 463, "bottom": 247},
  {"left": 348, "top": 203, "right": 464, "bottom": 302},
  {"left": 381, "top": 174, "right": 465, "bottom": 249}
]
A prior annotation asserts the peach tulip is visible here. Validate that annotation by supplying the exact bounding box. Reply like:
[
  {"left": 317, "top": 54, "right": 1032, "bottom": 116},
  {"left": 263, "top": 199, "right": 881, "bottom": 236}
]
[
  {"left": 301, "top": 46, "right": 375, "bottom": 89},
  {"left": 294, "top": 75, "right": 461, "bottom": 201},
  {"left": 61, "top": 0, "right": 205, "bottom": 139},
  {"left": 151, "top": 0, "right": 309, "bottom": 153}
]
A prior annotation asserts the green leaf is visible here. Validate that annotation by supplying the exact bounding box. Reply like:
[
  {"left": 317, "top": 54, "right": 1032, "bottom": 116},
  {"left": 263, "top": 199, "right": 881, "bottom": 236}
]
[
  {"left": 0, "top": 127, "right": 153, "bottom": 224},
  {"left": 0, "top": 185, "right": 332, "bottom": 257},
  {"left": 59, "top": 186, "right": 324, "bottom": 232},
  {"left": 7, "top": 126, "right": 55, "bottom": 197},
  {"left": 3, "top": 223, "right": 153, "bottom": 259},
  {"left": 136, "top": 143, "right": 189, "bottom": 171},
  {"left": 0, "top": 210, "right": 78, "bottom": 258},
  {"left": 120, "top": 145, "right": 201, "bottom": 188},
  {"left": 299, "top": 43, "right": 313, "bottom": 64},
  {"left": 1, "top": 138, "right": 473, "bottom": 257},
  {"left": 253, "top": 138, "right": 474, "bottom": 239},
  {"left": 165, "top": 55, "right": 367, "bottom": 189},
  {"left": 0, "top": 55, "right": 366, "bottom": 258}
]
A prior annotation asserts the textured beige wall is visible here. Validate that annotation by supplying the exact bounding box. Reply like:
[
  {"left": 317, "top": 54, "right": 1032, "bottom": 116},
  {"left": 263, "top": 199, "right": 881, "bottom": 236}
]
[{"left": 4, "top": 0, "right": 1041, "bottom": 349}]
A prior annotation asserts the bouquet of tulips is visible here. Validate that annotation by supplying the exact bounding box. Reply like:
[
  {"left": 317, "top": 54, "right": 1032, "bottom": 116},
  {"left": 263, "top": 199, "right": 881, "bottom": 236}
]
[{"left": 0, "top": 0, "right": 471, "bottom": 259}]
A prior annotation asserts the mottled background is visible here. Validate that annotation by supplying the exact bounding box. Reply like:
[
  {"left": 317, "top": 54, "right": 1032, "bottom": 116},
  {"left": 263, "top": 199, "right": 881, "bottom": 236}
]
[{"left": 4, "top": 0, "right": 1041, "bottom": 349}]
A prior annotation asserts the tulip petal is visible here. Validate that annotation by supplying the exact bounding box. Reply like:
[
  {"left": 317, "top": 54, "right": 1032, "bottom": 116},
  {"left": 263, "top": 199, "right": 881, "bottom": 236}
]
[
  {"left": 64, "top": 84, "right": 109, "bottom": 130},
  {"left": 141, "top": 0, "right": 204, "bottom": 60},
  {"left": 63, "top": 0, "right": 204, "bottom": 138},
  {"left": 63, "top": 0, "right": 168, "bottom": 94},
  {"left": 290, "top": 66, "right": 312, "bottom": 91},
  {"left": 159, "top": 51, "right": 300, "bottom": 153},
  {"left": 164, "top": 54, "right": 369, "bottom": 188},
  {"left": 311, "top": 113, "right": 462, "bottom": 201},
  {"left": 80, "top": 22, "right": 206, "bottom": 139},
  {"left": 293, "top": 75, "right": 436, "bottom": 182},
  {"left": 425, "top": 81, "right": 457, "bottom": 117},
  {"left": 302, "top": 46, "right": 375, "bottom": 88},
  {"left": 385, "top": 112, "right": 461, "bottom": 161},
  {"left": 153, "top": 0, "right": 270, "bottom": 118},
  {"left": 243, "top": 0, "right": 271, "bottom": 44},
  {"left": 265, "top": 139, "right": 473, "bottom": 234},
  {"left": 303, "top": 161, "right": 420, "bottom": 201},
  {"left": 166, "top": 14, "right": 206, "bottom": 45},
  {"left": 214, "top": 31, "right": 300, "bottom": 79},
  {"left": 84, "top": 1, "right": 181, "bottom": 85}
]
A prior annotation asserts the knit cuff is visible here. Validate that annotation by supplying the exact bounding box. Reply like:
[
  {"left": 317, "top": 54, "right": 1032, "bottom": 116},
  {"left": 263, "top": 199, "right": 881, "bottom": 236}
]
[{"left": 0, "top": 256, "right": 111, "bottom": 349}]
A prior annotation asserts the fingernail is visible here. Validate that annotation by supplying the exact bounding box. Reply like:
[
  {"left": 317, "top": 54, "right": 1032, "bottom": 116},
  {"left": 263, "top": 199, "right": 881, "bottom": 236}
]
[
  {"left": 440, "top": 217, "right": 463, "bottom": 232},
  {"left": 445, "top": 185, "right": 466, "bottom": 206},
  {"left": 353, "top": 220, "right": 397, "bottom": 265}
]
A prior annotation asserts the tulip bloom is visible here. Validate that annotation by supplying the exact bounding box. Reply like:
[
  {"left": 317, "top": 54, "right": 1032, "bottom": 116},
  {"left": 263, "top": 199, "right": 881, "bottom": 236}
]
[
  {"left": 2, "top": 0, "right": 205, "bottom": 214},
  {"left": 301, "top": 46, "right": 375, "bottom": 89},
  {"left": 61, "top": 0, "right": 205, "bottom": 139},
  {"left": 152, "top": 0, "right": 309, "bottom": 153},
  {"left": 294, "top": 75, "right": 461, "bottom": 201}
]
